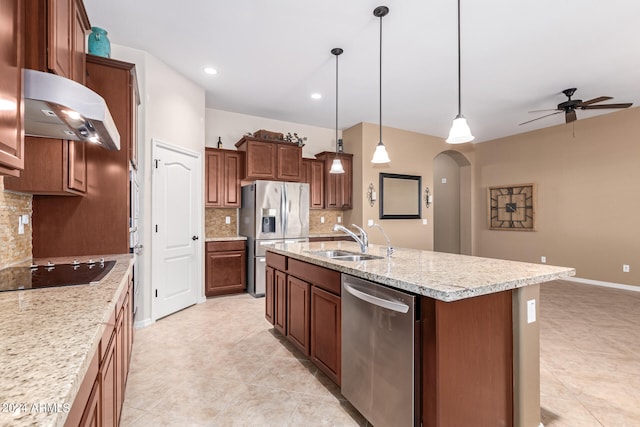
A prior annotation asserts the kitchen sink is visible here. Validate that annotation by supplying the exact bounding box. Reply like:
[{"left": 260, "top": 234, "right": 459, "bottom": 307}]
[{"left": 307, "top": 250, "right": 384, "bottom": 261}]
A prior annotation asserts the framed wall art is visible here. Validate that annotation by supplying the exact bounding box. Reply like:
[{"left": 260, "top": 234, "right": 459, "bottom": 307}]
[{"left": 487, "top": 183, "right": 536, "bottom": 231}]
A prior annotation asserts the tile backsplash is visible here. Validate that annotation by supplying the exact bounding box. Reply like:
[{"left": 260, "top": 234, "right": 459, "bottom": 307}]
[
  {"left": 0, "top": 178, "right": 32, "bottom": 269},
  {"left": 205, "top": 208, "right": 238, "bottom": 238},
  {"left": 309, "top": 210, "right": 344, "bottom": 234}
]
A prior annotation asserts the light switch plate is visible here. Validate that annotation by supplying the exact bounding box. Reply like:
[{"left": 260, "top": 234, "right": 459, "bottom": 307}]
[
  {"left": 321, "top": 217, "right": 325, "bottom": 224},
  {"left": 337, "top": 216, "right": 342, "bottom": 223},
  {"left": 422, "top": 219, "right": 428, "bottom": 225},
  {"left": 21, "top": 214, "right": 29, "bottom": 224},
  {"left": 367, "top": 219, "right": 374, "bottom": 226},
  {"left": 18, "top": 218, "right": 24, "bottom": 235},
  {"left": 527, "top": 299, "right": 536, "bottom": 324},
  {"left": 441, "top": 178, "right": 447, "bottom": 184}
]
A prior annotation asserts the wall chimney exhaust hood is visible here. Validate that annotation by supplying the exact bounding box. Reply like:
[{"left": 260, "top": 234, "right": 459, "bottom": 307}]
[{"left": 23, "top": 69, "right": 120, "bottom": 150}]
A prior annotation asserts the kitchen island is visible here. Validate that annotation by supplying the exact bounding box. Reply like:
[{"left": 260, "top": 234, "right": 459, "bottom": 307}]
[
  {"left": 0, "top": 254, "right": 134, "bottom": 427},
  {"left": 266, "top": 241, "right": 575, "bottom": 427}
]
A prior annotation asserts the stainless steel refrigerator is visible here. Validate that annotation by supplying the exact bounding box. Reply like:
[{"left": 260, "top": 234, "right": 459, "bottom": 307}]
[{"left": 239, "top": 181, "right": 309, "bottom": 297}]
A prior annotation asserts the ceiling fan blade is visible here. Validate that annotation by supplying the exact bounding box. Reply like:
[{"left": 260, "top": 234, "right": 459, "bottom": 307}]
[
  {"left": 581, "top": 103, "right": 633, "bottom": 110},
  {"left": 579, "top": 96, "right": 612, "bottom": 106},
  {"left": 565, "top": 110, "right": 577, "bottom": 123},
  {"left": 519, "top": 111, "right": 562, "bottom": 125},
  {"left": 527, "top": 108, "right": 559, "bottom": 113}
]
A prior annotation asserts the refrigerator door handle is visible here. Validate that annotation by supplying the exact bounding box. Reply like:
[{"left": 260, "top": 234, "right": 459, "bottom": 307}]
[{"left": 282, "top": 184, "right": 288, "bottom": 235}]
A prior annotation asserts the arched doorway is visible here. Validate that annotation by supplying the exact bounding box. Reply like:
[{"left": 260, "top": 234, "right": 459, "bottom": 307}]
[{"left": 433, "top": 150, "right": 471, "bottom": 255}]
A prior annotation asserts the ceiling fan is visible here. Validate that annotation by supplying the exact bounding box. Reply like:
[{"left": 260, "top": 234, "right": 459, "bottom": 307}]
[{"left": 520, "top": 88, "right": 633, "bottom": 125}]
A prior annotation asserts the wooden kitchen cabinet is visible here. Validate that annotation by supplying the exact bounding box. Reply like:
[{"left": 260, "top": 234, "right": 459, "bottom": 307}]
[
  {"left": 314, "top": 152, "right": 353, "bottom": 209},
  {"left": 287, "top": 275, "right": 311, "bottom": 356},
  {"left": 265, "top": 265, "right": 275, "bottom": 324},
  {"left": 24, "top": 0, "right": 90, "bottom": 83},
  {"left": 31, "top": 56, "right": 138, "bottom": 258},
  {"left": 205, "top": 148, "right": 243, "bottom": 208},
  {"left": 78, "top": 378, "right": 100, "bottom": 427},
  {"left": 274, "top": 269, "right": 287, "bottom": 335},
  {"left": 266, "top": 254, "right": 342, "bottom": 385},
  {"left": 235, "top": 136, "right": 302, "bottom": 182},
  {"left": 205, "top": 240, "right": 247, "bottom": 297},
  {"left": 311, "top": 286, "right": 341, "bottom": 385},
  {"left": 0, "top": 0, "right": 24, "bottom": 177},
  {"left": 4, "top": 138, "right": 86, "bottom": 194},
  {"left": 301, "top": 158, "right": 325, "bottom": 209}
]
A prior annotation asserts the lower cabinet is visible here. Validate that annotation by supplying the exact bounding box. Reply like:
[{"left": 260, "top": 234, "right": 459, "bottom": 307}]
[
  {"left": 205, "top": 240, "right": 246, "bottom": 297},
  {"left": 66, "top": 276, "right": 134, "bottom": 427},
  {"left": 265, "top": 253, "right": 342, "bottom": 385}
]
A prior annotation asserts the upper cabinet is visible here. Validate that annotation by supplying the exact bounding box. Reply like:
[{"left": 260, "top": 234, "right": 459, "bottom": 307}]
[
  {"left": 235, "top": 137, "right": 302, "bottom": 182},
  {"left": 24, "top": 0, "right": 90, "bottom": 83},
  {"left": 0, "top": 0, "right": 25, "bottom": 177},
  {"left": 205, "top": 148, "right": 244, "bottom": 208},
  {"left": 301, "top": 158, "right": 325, "bottom": 209},
  {"left": 314, "top": 152, "right": 353, "bottom": 210}
]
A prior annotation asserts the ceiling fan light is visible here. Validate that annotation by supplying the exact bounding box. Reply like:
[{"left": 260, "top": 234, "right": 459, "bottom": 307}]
[
  {"left": 371, "top": 141, "right": 391, "bottom": 163},
  {"left": 446, "top": 115, "right": 475, "bottom": 144},
  {"left": 329, "top": 158, "right": 345, "bottom": 174}
]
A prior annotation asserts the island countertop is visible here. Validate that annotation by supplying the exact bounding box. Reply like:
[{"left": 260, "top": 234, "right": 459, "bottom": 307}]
[
  {"left": 0, "top": 254, "right": 134, "bottom": 427},
  {"left": 267, "top": 241, "right": 575, "bottom": 302}
]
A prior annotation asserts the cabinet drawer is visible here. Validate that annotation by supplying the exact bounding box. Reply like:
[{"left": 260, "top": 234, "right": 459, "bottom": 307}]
[
  {"left": 206, "top": 240, "right": 245, "bottom": 252},
  {"left": 287, "top": 258, "right": 341, "bottom": 295},
  {"left": 266, "top": 251, "right": 286, "bottom": 271}
]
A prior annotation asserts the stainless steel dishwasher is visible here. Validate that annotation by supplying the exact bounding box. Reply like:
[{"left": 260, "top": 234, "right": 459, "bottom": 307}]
[{"left": 341, "top": 274, "right": 419, "bottom": 427}]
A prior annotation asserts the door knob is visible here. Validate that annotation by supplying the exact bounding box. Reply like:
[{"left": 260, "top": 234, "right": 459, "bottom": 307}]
[{"left": 192, "top": 236, "right": 199, "bottom": 241}]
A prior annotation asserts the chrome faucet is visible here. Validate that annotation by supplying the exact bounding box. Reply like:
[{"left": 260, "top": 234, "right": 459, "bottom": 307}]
[
  {"left": 333, "top": 224, "right": 368, "bottom": 253},
  {"left": 370, "top": 223, "right": 394, "bottom": 257}
]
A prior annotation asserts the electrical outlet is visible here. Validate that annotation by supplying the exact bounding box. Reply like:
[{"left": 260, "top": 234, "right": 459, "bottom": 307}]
[
  {"left": 441, "top": 178, "right": 447, "bottom": 184},
  {"left": 527, "top": 299, "right": 536, "bottom": 324},
  {"left": 320, "top": 216, "right": 325, "bottom": 224},
  {"left": 422, "top": 219, "right": 428, "bottom": 225},
  {"left": 18, "top": 217, "right": 24, "bottom": 235},
  {"left": 367, "top": 219, "right": 374, "bottom": 227},
  {"left": 623, "top": 264, "right": 630, "bottom": 273},
  {"left": 225, "top": 216, "right": 231, "bottom": 225},
  {"left": 540, "top": 256, "right": 546, "bottom": 264},
  {"left": 21, "top": 214, "right": 29, "bottom": 224},
  {"left": 337, "top": 216, "right": 342, "bottom": 223}
]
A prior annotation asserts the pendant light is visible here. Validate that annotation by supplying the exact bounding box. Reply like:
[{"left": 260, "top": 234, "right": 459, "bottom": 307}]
[
  {"left": 371, "top": 6, "right": 391, "bottom": 164},
  {"left": 446, "top": 0, "right": 474, "bottom": 144},
  {"left": 329, "top": 48, "right": 345, "bottom": 174}
]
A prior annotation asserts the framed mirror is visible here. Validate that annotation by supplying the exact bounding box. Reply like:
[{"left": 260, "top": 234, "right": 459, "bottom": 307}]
[{"left": 379, "top": 173, "right": 422, "bottom": 219}]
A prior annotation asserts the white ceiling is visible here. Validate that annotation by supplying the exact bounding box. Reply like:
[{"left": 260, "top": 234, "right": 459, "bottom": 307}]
[{"left": 83, "top": 0, "right": 640, "bottom": 143}]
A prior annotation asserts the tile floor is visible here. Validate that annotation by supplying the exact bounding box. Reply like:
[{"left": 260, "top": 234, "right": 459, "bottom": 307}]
[{"left": 120, "top": 280, "right": 640, "bottom": 426}]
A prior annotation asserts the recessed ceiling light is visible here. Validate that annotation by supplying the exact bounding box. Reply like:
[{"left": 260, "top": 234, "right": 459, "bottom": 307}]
[
  {"left": 203, "top": 67, "right": 218, "bottom": 75},
  {"left": 311, "top": 93, "right": 322, "bottom": 100}
]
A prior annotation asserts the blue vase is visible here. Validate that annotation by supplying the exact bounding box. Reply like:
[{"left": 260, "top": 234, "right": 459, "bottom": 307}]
[{"left": 88, "top": 27, "right": 111, "bottom": 58}]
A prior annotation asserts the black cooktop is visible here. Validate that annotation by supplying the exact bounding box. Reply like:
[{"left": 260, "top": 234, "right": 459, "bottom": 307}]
[{"left": 0, "top": 260, "right": 116, "bottom": 292}]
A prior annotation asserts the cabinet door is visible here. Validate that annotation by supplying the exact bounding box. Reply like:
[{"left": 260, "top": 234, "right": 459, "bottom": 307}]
[
  {"left": 276, "top": 144, "right": 302, "bottom": 181},
  {"left": 78, "top": 379, "right": 100, "bottom": 427},
  {"left": 341, "top": 156, "right": 353, "bottom": 209},
  {"left": 68, "top": 140, "right": 86, "bottom": 192},
  {"left": 205, "top": 149, "right": 223, "bottom": 207},
  {"left": 311, "top": 286, "right": 341, "bottom": 385},
  {"left": 287, "top": 275, "right": 310, "bottom": 356},
  {"left": 205, "top": 250, "right": 247, "bottom": 297},
  {"left": 115, "top": 309, "right": 125, "bottom": 423},
  {"left": 0, "top": 0, "right": 24, "bottom": 176},
  {"left": 246, "top": 140, "right": 276, "bottom": 179},
  {"left": 71, "top": 0, "right": 89, "bottom": 84},
  {"left": 309, "top": 160, "right": 325, "bottom": 209},
  {"left": 274, "top": 270, "right": 287, "bottom": 335},
  {"left": 265, "top": 265, "right": 275, "bottom": 325},
  {"left": 223, "top": 151, "right": 242, "bottom": 207},
  {"left": 101, "top": 335, "right": 117, "bottom": 427},
  {"left": 48, "top": 0, "right": 73, "bottom": 78}
]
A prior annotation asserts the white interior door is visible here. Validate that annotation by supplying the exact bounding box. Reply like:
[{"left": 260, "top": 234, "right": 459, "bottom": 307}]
[{"left": 152, "top": 139, "right": 202, "bottom": 320}]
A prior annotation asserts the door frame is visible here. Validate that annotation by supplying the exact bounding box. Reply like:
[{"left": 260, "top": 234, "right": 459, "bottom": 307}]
[{"left": 150, "top": 138, "right": 204, "bottom": 322}]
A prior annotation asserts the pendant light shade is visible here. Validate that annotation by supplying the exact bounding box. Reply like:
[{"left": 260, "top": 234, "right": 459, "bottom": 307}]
[
  {"left": 446, "top": 0, "right": 474, "bottom": 144},
  {"left": 371, "top": 6, "right": 391, "bottom": 164},
  {"left": 330, "top": 48, "right": 345, "bottom": 174}
]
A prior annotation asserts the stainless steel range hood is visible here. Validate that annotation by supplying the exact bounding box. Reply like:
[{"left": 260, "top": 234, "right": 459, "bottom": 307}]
[{"left": 23, "top": 69, "right": 120, "bottom": 150}]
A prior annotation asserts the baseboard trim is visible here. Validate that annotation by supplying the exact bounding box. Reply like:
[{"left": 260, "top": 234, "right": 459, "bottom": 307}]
[
  {"left": 564, "top": 276, "right": 640, "bottom": 292},
  {"left": 134, "top": 318, "right": 155, "bottom": 329}
]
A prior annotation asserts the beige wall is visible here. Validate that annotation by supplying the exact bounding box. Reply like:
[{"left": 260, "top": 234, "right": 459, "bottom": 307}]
[
  {"left": 0, "top": 178, "right": 32, "bottom": 269},
  {"left": 434, "top": 153, "right": 461, "bottom": 253},
  {"left": 343, "top": 122, "right": 473, "bottom": 250},
  {"left": 474, "top": 107, "right": 640, "bottom": 287}
]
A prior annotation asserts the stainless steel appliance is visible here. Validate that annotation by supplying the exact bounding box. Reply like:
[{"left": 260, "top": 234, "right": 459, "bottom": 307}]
[
  {"left": 341, "top": 274, "right": 419, "bottom": 427},
  {"left": 239, "top": 181, "right": 309, "bottom": 297}
]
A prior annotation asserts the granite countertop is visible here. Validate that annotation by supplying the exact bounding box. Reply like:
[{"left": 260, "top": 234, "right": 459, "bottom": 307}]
[
  {"left": 0, "top": 254, "right": 134, "bottom": 427},
  {"left": 267, "top": 242, "right": 575, "bottom": 302},
  {"left": 205, "top": 236, "right": 247, "bottom": 242}
]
